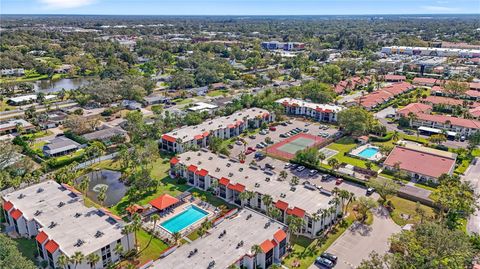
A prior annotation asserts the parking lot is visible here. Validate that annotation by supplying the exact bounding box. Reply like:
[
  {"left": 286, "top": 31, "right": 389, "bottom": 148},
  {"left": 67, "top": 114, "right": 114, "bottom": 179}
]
[{"left": 230, "top": 118, "right": 339, "bottom": 162}]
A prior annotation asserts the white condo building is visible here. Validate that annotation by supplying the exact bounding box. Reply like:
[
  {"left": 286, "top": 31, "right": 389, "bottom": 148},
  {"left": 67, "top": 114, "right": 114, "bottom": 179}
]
[
  {"left": 275, "top": 98, "right": 344, "bottom": 122},
  {"left": 170, "top": 150, "right": 343, "bottom": 238},
  {"left": 1, "top": 181, "right": 135, "bottom": 269},
  {"left": 161, "top": 108, "right": 274, "bottom": 153}
]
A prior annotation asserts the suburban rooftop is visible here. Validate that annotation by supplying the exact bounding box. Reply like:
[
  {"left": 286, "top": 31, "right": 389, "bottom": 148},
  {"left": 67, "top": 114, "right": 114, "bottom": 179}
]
[
  {"left": 2, "top": 180, "right": 126, "bottom": 257},
  {"left": 152, "top": 208, "right": 286, "bottom": 269},
  {"left": 275, "top": 97, "right": 344, "bottom": 112},
  {"left": 175, "top": 150, "right": 333, "bottom": 215}
]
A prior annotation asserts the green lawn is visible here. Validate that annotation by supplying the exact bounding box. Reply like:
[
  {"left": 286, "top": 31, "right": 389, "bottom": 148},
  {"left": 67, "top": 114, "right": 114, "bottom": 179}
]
[
  {"left": 14, "top": 237, "right": 37, "bottom": 263},
  {"left": 326, "top": 137, "right": 380, "bottom": 170},
  {"left": 173, "top": 98, "right": 193, "bottom": 105},
  {"left": 135, "top": 229, "right": 169, "bottom": 265},
  {"left": 22, "top": 130, "right": 53, "bottom": 140},
  {"left": 282, "top": 217, "right": 354, "bottom": 269},
  {"left": 389, "top": 196, "right": 435, "bottom": 226},
  {"left": 206, "top": 89, "right": 229, "bottom": 97}
]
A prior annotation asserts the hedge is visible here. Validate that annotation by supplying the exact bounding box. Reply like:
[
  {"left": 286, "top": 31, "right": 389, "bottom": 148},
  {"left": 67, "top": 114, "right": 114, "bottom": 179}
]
[
  {"left": 45, "top": 153, "right": 85, "bottom": 169},
  {"left": 64, "top": 130, "right": 88, "bottom": 144},
  {"left": 370, "top": 132, "right": 393, "bottom": 142}
]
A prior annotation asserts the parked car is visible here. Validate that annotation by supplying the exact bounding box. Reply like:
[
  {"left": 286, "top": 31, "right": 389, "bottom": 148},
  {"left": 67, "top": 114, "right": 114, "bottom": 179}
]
[
  {"left": 249, "top": 135, "right": 256, "bottom": 139},
  {"left": 290, "top": 164, "right": 298, "bottom": 169},
  {"left": 280, "top": 133, "right": 287, "bottom": 138},
  {"left": 366, "top": 187, "right": 375, "bottom": 196},
  {"left": 303, "top": 128, "right": 309, "bottom": 132},
  {"left": 269, "top": 126, "right": 277, "bottom": 131},
  {"left": 296, "top": 166, "right": 306, "bottom": 172},
  {"left": 280, "top": 122, "right": 288, "bottom": 126},
  {"left": 335, "top": 178, "right": 343, "bottom": 185},
  {"left": 315, "top": 257, "right": 334, "bottom": 268},
  {"left": 255, "top": 152, "right": 266, "bottom": 160},
  {"left": 235, "top": 140, "right": 243, "bottom": 145},
  {"left": 321, "top": 252, "right": 338, "bottom": 264},
  {"left": 256, "top": 143, "right": 265, "bottom": 149},
  {"left": 260, "top": 142, "right": 268, "bottom": 147},
  {"left": 245, "top": 149, "right": 254, "bottom": 155},
  {"left": 284, "top": 163, "right": 291, "bottom": 169},
  {"left": 265, "top": 163, "right": 275, "bottom": 170},
  {"left": 309, "top": 169, "right": 318, "bottom": 176},
  {"left": 247, "top": 147, "right": 256, "bottom": 152}
]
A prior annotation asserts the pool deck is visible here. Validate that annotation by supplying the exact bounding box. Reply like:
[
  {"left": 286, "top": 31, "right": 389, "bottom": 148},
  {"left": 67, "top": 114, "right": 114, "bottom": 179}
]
[
  {"left": 143, "top": 198, "right": 216, "bottom": 239},
  {"left": 350, "top": 144, "right": 383, "bottom": 161}
]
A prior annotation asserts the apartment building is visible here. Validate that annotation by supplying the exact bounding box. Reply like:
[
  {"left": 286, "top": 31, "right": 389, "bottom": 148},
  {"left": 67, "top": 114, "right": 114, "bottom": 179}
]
[
  {"left": 261, "top": 41, "right": 305, "bottom": 51},
  {"left": 169, "top": 150, "right": 343, "bottom": 238},
  {"left": 334, "top": 76, "right": 371, "bottom": 94},
  {"left": 0, "top": 119, "right": 35, "bottom": 135},
  {"left": 161, "top": 108, "right": 274, "bottom": 153},
  {"left": 153, "top": 208, "right": 288, "bottom": 269},
  {"left": 1, "top": 181, "right": 135, "bottom": 269},
  {"left": 275, "top": 98, "right": 344, "bottom": 122},
  {"left": 411, "top": 113, "right": 480, "bottom": 137},
  {"left": 381, "top": 46, "right": 480, "bottom": 58},
  {"left": 357, "top": 82, "right": 414, "bottom": 110}
]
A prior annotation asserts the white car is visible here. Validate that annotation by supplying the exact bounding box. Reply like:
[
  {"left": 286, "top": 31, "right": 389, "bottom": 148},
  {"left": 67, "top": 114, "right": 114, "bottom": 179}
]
[{"left": 297, "top": 166, "right": 306, "bottom": 172}]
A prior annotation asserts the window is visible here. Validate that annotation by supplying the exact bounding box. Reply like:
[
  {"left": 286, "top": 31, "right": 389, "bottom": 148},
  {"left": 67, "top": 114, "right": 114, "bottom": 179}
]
[{"left": 101, "top": 244, "right": 112, "bottom": 267}]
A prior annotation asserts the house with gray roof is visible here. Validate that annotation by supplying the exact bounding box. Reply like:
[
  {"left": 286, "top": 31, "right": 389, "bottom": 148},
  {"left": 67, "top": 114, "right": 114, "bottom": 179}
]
[{"left": 43, "top": 137, "right": 80, "bottom": 157}]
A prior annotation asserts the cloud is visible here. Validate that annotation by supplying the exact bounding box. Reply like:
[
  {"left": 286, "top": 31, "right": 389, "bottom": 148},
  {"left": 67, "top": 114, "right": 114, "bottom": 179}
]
[
  {"left": 39, "top": 0, "right": 96, "bottom": 9},
  {"left": 422, "top": 5, "right": 460, "bottom": 12}
]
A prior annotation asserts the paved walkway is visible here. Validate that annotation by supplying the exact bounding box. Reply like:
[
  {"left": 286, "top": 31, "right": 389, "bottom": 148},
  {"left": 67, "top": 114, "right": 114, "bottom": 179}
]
[
  {"left": 309, "top": 207, "right": 401, "bottom": 269},
  {"left": 463, "top": 157, "right": 480, "bottom": 234}
]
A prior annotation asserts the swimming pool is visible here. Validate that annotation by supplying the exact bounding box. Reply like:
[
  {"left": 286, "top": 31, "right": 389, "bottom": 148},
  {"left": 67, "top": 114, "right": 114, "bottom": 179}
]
[
  {"left": 357, "top": 147, "right": 379, "bottom": 159},
  {"left": 160, "top": 205, "right": 208, "bottom": 233}
]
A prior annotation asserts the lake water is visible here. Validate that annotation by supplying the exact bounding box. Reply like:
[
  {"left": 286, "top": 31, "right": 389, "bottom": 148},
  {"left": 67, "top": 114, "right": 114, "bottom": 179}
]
[
  {"left": 75, "top": 169, "right": 127, "bottom": 207},
  {"left": 34, "top": 78, "right": 92, "bottom": 93}
]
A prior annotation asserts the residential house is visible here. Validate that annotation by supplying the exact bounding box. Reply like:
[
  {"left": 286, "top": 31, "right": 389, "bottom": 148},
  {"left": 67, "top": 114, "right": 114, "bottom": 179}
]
[{"left": 42, "top": 137, "right": 80, "bottom": 157}]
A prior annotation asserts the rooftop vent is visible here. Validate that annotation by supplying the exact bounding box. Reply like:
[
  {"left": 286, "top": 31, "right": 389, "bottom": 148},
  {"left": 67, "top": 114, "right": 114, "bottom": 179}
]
[
  {"left": 228, "top": 172, "right": 233, "bottom": 177},
  {"left": 37, "top": 188, "right": 44, "bottom": 193},
  {"left": 239, "top": 168, "right": 243, "bottom": 172},
  {"left": 95, "top": 230, "right": 104, "bottom": 238},
  {"left": 208, "top": 157, "right": 213, "bottom": 160},
  {"left": 246, "top": 214, "right": 252, "bottom": 220},
  {"left": 254, "top": 183, "right": 260, "bottom": 188},
  {"left": 34, "top": 210, "right": 42, "bottom": 216},
  {"left": 58, "top": 201, "right": 65, "bottom": 208},
  {"left": 264, "top": 222, "right": 271, "bottom": 229},
  {"left": 215, "top": 168, "right": 220, "bottom": 172},
  {"left": 74, "top": 239, "right": 85, "bottom": 247},
  {"left": 265, "top": 178, "right": 270, "bottom": 182},
  {"left": 18, "top": 193, "right": 26, "bottom": 199},
  {"left": 226, "top": 163, "right": 231, "bottom": 167},
  {"left": 280, "top": 193, "right": 286, "bottom": 198},
  {"left": 74, "top": 212, "right": 82, "bottom": 218},
  {"left": 48, "top": 222, "right": 57, "bottom": 229}
]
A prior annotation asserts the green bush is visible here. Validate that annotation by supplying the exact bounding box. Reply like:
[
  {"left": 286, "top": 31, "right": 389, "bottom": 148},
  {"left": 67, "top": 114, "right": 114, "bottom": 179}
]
[
  {"left": 46, "top": 154, "right": 84, "bottom": 169},
  {"left": 64, "top": 130, "right": 88, "bottom": 144},
  {"left": 370, "top": 132, "right": 393, "bottom": 142}
]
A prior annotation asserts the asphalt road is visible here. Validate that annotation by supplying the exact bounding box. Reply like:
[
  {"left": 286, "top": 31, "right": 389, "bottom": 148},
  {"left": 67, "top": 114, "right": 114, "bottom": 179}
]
[{"left": 309, "top": 207, "right": 401, "bottom": 269}]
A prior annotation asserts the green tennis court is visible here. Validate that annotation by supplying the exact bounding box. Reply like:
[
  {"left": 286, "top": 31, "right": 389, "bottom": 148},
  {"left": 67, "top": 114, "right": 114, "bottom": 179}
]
[{"left": 276, "top": 137, "right": 316, "bottom": 154}]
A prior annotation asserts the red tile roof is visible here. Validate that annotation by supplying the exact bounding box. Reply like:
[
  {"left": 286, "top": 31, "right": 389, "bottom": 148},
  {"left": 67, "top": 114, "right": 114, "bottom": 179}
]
[
  {"left": 416, "top": 113, "right": 480, "bottom": 129},
  {"left": 397, "top": 103, "right": 432, "bottom": 117},
  {"left": 187, "top": 165, "right": 198, "bottom": 173},
  {"left": 203, "top": 131, "right": 210, "bottom": 137},
  {"left": 45, "top": 240, "right": 59, "bottom": 254},
  {"left": 170, "top": 157, "right": 179, "bottom": 165},
  {"left": 275, "top": 200, "right": 289, "bottom": 211},
  {"left": 10, "top": 209, "right": 22, "bottom": 220},
  {"left": 195, "top": 169, "right": 208, "bottom": 177},
  {"left": 259, "top": 239, "right": 275, "bottom": 253},
  {"left": 271, "top": 239, "right": 278, "bottom": 246},
  {"left": 384, "top": 146, "right": 456, "bottom": 178},
  {"left": 162, "top": 134, "right": 176, "bottom": 143},
  {"left": 423, "top": 96, "right": 465, "bottom": 106},
  {"left": 218, "top": 177, "right": 230, "bottom": 186},
  {"left": 412, "top": 77, "right": 438, "bottom": 85},
  {"left": 470, "top": 106, "right": 480, "bottom": 118},
  {"left": 194, "top": 134, "right": 203, "bottom": 140},
  {"left": 358, "top": 82, "right": 413, "bottom": 109},
  {"left": 149, "top": 194, "right": 179, "bottom": 210},
  {"left": 273, "top": 229, "right": 287, "bottom": 243},
  {"left": 227, "top": 124, "right": 236, "bottom": 129},
  {"left": 287, "top": 207, "right": 306, "bottom": 218},
  {"left": 35, "top": 231, "right": 48, "bottom": 244},
  {"left": 470, "top": 82, "right": 480, "bottom": 90},
  {"left": 227, "top": 183, "right": 245, "bottom": 193},
  {"left": 2, "top": 201, "right": 13, "bottom": 211},
  {"left": 383, "top": 74, "right": 406, "bottom": 81}
]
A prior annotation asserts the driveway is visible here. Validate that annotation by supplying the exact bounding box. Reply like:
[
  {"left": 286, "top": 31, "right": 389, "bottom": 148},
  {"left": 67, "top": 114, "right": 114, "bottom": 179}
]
[
  {"left": 463, "top": 157, "right": 480, "bottom": 234},
  {"left": 309, "top": 207, "right": 401, "bottom": 269},
  {"left": 374, "top": 106, "right": 396, "bottom": 119}
]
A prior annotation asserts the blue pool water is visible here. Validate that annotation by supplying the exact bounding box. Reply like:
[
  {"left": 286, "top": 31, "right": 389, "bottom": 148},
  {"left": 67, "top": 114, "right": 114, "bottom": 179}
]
[
  {"left": 358, "top": 147, "right": 379, "bottom": 159},
  {"left": 160, "top": 206, "right": 208, "bottom": 233}
]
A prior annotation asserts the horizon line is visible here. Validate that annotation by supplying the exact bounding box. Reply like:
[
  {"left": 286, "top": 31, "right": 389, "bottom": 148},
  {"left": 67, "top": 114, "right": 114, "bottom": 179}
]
[{"left": 2, "top": 13, "right": 479, "bottom": 16}]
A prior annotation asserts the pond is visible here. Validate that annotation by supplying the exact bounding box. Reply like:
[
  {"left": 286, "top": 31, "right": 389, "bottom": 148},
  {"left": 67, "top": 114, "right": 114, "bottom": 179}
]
[
  {"left": 75, "top": 169, "right": 128, "bottom": 207},
  {"left": 34, "top": 77, "right": 92, "bottom": 93}
]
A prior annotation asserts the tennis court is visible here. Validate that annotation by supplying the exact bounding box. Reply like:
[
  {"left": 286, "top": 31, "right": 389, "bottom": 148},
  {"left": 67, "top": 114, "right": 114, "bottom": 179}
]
[{"left": 265, "top": 133, "right": 327, "bottom": 160}]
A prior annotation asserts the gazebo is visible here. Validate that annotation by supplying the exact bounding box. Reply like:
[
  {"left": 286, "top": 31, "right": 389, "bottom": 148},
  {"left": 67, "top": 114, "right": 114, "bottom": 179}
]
[{"left": 149, "top": 194, "right": 180, "bottom": 212}]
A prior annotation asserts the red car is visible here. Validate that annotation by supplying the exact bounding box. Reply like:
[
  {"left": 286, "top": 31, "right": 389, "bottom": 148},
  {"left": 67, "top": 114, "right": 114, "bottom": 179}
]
[
  {"left": 335, "top": 178, "right": 344, "bottom": 185},
  {"left": 245, "top": 149, "right": 254, "bottom": 155},
  {"left": 247, "top": 147, "right": 256, "bottom": 152},
  {"left": 269, "top": 126, "right": 277, "bottom": 131}
]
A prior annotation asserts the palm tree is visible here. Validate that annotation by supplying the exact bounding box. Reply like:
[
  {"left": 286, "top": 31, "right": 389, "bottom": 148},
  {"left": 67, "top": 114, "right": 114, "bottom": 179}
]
[
  {"left": 86, "top": 253, "right": 100, "bottom": 269},
  {"left": 78, "top": 177, "right": 90, "bottom": 204},
  {"left": 318, "top": 152, "right": 326, "bottom": 164},
  {"left": 261, "top": 194, "right": 273, "bottom": 209},
  {"left": 71, "top": 251, "right": 84, "bottom": 269},
  {"left": 97, "top": 185, "right": 108, "bottom": 207},
  {"left": 286, "top": 216, "right": 304, "bottom": 244},
  {"left": 172, "top": 232, "right": 182, "bottom": 245},
  {"left": 328, "top": 158, "right": 340, "bottom": 170},
  {"left": 392, "top": 131, "right": 400, "bottom": 143},
  {"left": 251, "top": 244, "right": 262, "bottom": 269},
  {"left": 131, "top": 213, "right": 142, "bottom": 249},
  {"left": 279, "top": 170, "right": 288, "bottom": 181},
  {"left": 138, "top": 214, "right": 160, "bottom": 255},
  {"left": 290, "top": 175, "right": 299, "bottom": 186},
  {"left": 113, "top": 243, "right": 124, "bottom": 258},
  {"left": 57, "top": 254, "right": 70, "bottom": 269},
  {"left": 121, "top": 225, "right": 133, "bottom": 251},
  {"left": 267, "top": 206, "right": 282, "bottom": 221},
  {"left": 238, "top": 191, "right": 252, "bottom": 207}
]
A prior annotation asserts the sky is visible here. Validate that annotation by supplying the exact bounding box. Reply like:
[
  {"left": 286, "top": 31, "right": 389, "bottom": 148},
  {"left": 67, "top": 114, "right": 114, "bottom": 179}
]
[{"left": 1, "top": 0, "right": 479, "bottom": 15}]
